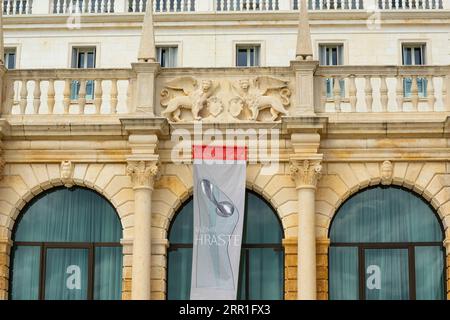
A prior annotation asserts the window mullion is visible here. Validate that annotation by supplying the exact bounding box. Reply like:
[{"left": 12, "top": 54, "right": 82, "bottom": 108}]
[
  {"left": 408, "top": 245, "right": 416, "bottom": 300},
  {"left": 39, "top": 243, "right": 46, "bottom": 300}
]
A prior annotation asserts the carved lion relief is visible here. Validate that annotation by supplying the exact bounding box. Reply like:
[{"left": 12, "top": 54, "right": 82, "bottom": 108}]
[
  {"left": 159, "top": 76, "right": 291, "bottom": 122},
  {"left": 160, "top": 77, "right": 222, "bottom": 122}
]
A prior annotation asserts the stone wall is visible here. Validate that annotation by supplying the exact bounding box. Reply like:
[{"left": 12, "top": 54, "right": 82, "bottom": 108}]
[{"left": 0, "top": 159, "right": 448, "bottom": 299}]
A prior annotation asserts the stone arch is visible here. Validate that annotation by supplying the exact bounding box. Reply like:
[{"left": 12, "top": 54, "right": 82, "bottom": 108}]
[
  {"left": 153, "top": 163, "right": 298, "bottom": 239},
  {"left": 0, "top": 163, "right": 134, "bottom": 240},
  {"left": 316, "top": 161, "right": 450, "bottom": 239}
]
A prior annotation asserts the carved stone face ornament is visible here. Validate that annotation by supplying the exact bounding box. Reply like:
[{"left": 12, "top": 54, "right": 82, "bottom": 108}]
[
  {"left": 201, "top": 80, "right": 212, "bottom": 92},
  {"left": 239, "top": 79, "right": 250, "bottom": 91},
  {"left": 380, "top": 160, "right": 393, "bottom": 185},
  {"left": 60, "top": 160, "right": 74, "bottom": 188}
]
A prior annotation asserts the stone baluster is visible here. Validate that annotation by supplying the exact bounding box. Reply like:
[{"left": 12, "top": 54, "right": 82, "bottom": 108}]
[
  {"left": 94, "top": 79, "right": 103, "bottom": 114},
  {"left": 349, "top": 75, "right": 357, "bottom": 112},
  {"left": 444, "top": 74, "right": 449, "bottom": 111},
  {"left": 380, "top": 76, "right": 388, "bottom": 112},
  {"left": 78, "top": 79, "right": 87, "bottom": 114},
  {"left": 19, "top": 79, "right": 28, "bottom": 114},
  {"left": 33, "top": 80, "right": 41, "bottom": 114},
  {"left": 127, "top": 79, "right": 134, "bottom": 113},
  {"left": 110, "top": 79, "right": 118, "bottom": 114},
  {"left": 47, "top": 79, "right": 56, "bottom": 114},
  {"left": 63, "top": 79, "right": 71, "bottom": 114},
  {"left": 333, "top": 77, "right": 341, "bottom": 112},
  {"left": 364, "top": 76, "right": 373, "bottom": 112},
  {"left": 4, "top": 80, "right": 14, "bottom": 115},
  {"left": 427, "top": 76, "right": 436, "bottom": 111},
  {"left": 319, "top": 77, "right": 327, "bottom": 112},
  {"left": 396, "top": 76, "right": 404, "bottom": 111},
  {"left": 411, "top": 75, "right": 419, "bottom": 111}
]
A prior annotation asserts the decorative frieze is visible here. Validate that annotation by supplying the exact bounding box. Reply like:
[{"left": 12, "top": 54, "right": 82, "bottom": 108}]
[
  {"left": 290, "top": 159, "right": 322, "bottom": 189},
  {"left": 127, "top": 161, "right": 160, "bottom": 189},
  {"left": 160, "top": 76, "right": 291, "bottom": 122}
]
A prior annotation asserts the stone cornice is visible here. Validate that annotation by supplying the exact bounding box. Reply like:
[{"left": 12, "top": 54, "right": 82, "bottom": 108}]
[
  {"left": 4, "top": 116, "right": 127, "bottom": 138},
  {"left": 322, "top": 113, "right": 450, "bottom": 139},
  {"left": 3, "top": 11, "right": 450, "bottom": 30},
  {"left": 282, "top": 116, "right": 328, "bottom": 134},
  {"left": 120, "top": 116, "right": 169, "bottom": 137}
]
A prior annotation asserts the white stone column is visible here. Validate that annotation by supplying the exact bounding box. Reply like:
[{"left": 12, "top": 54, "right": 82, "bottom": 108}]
[
  {"left": 127, "top": 160, "right": 159, "bottom": 300},
  {"left": 290, "top": 159, "right": 322, "bottom": 300}
]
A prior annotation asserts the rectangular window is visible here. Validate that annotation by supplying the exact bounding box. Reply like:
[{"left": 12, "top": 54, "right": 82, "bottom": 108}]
[
  {"left": 4, "top": 48, "right": 17, "bottom": 69},
  {"left": 236, "top": 45, "right": 260, "bottom": 67},
  {"left": 71, "top": 47, "right": 96, "bottom": 100},
  {"left": 402, "top": 44, "right": 427, "bottom": 98},
  {"left": 319, "top": 44, "right": 344, "bottom": 97},
  {"left": 156, "top": 46, "right": 178, "bottom": 68}
]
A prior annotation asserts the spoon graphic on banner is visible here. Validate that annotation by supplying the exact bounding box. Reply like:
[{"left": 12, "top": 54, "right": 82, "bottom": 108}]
[{"left": 200, "top": 179, "right": 235, "bottom": 217}]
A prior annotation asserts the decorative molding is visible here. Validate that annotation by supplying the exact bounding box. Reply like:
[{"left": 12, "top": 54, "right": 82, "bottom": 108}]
[
  {"left": 290, "top": 159, "right": 322, "bottom": 189},
  {"left": 60, "top": 160, "right": 74, "bottom": 188},
  {"left": 126, "top": 160, "right": 160, "bottom": 189},
  {"left": 380, "top": 160, "right": 393, "bottom": 185}
]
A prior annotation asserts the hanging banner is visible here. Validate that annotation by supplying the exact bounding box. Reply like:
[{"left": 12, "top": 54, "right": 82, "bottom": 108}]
[{"left": 190, "top": 145, "right": 247, "bottom": 300}]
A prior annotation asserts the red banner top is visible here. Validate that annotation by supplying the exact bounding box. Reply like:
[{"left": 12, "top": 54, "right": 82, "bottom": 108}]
[{"left": 192, "top": 145, "right": 247, "bottom": 161}]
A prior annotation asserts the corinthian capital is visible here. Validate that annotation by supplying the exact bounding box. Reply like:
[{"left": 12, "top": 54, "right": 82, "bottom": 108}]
[
  {"left": 127, "top": 161, "right": 160, "bottom": 189},
  {"left": 290, "top": 159, "right": 322, "bottom": 189}
]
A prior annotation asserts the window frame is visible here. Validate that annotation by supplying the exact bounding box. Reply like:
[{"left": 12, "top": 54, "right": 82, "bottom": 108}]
[
  {"left": 318, "top": 43, "right": 345, "bottom": 98},
  {"left": 11, "top": 241, "right": 121, "bottom": 300},
  {"left": 156, "top": 45, "right": 179, "bottom": 68},
  {"left": 401, "top": 42, "right": 428, "bottom": 98},
  {"left": 234, "top": 43, "right": 263, "bottom": 67},
  {"left": 70, "top": 46, "right": 97, "bottom": 101},
  {"left": 402, "top": 43, "right": 426, "bottom": 66},
  {"left": 4, "top": 47, "right": 17, "bottom": 69},
  {"left": 166, "top": 190, "right": 285, "bottom": 300},
  {"left": 330, "top": 241, "right": 445, "bottom": 300},
  {"left": 9, "top": 187, "right": 123, "bottom": 301},
  {"left": 328, "top": 185, "right": 447, "bottom": 301}
]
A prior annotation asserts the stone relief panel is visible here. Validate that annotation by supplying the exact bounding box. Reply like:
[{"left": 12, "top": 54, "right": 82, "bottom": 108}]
[{"left": 159, "top": 76, "right": 291, "bottom": 122}]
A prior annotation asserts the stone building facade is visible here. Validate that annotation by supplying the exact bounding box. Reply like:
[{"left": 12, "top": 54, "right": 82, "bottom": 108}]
[{"left": 0, "top": 0, "right": 449, "bottom": 300}]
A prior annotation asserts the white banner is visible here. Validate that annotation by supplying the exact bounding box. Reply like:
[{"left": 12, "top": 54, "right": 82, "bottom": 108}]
[{"left": 190, "top": 146, "right": 246, "bottom": 300}]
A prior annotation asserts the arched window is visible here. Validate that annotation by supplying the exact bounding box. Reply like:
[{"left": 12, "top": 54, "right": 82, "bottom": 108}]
[
  {"left": 167, "top": 191, "right": 284, "bottom": 300},
  {"left": 329, "top": 186, "right": 445, "bottom": 300},
  {"left": 9, "top": 187, "right": 123, "bottom": 300}
]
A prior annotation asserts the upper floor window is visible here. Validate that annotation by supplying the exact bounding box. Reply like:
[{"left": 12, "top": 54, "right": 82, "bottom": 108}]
[
  {"left": 402, "top": 44, "right": 427, "bottom": 97},
  {"left": 236, "top": 45, "right": 260, "bottom": 67},
  {"left": 402, "top": 44, "right": 426, "bottom": 66},
  {"left": 71, "top": 47, "right": 96, "bottom": 100},
  {"left": 319, "top": 44, "right": 343, "bottom": 66},
  {"left": 157, "top": 46, "right": 178, "bottom": 68},
  {"left": 72, "top": 47, "right": 96, "bottom": 69},
  {"left": 319, "top": 44, "right": 344, "bottom": 97},
  {"left": 4, "top": 48, "right": 17, "bottom": 69}
]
